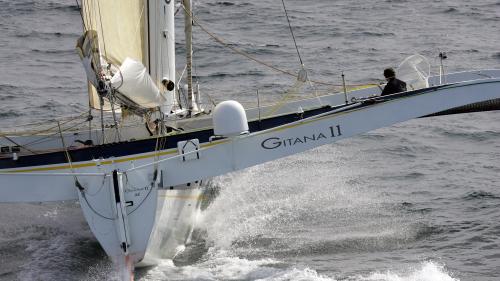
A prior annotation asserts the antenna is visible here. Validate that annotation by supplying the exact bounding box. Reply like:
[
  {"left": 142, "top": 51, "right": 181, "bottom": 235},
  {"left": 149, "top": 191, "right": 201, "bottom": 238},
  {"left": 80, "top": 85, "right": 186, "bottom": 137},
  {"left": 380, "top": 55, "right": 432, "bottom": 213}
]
[{"left": 342, "top": 71, "right": 348, "bottom": 104}]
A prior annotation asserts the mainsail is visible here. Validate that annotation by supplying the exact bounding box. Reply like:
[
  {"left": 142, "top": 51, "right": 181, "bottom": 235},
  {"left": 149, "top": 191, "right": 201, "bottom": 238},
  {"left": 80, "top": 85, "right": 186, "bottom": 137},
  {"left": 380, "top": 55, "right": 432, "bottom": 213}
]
[
  {"left": 81, "top": 0, "right": 147, "bottom": 67},
  {"left": 78, "top": 0, "right": 175, "bottom": 113}
]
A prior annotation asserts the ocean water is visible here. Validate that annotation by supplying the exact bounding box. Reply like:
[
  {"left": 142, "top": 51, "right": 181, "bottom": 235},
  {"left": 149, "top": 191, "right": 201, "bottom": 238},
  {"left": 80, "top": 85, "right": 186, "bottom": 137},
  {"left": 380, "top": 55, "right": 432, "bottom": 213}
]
[{"left": 1, "top": 0, "right": 500, "bottom": 280}]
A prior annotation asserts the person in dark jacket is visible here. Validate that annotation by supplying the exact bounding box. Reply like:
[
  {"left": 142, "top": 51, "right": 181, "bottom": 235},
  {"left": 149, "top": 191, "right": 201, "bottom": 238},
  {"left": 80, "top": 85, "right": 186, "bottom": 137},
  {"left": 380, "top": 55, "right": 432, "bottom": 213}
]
[{"left": 381, "top": 68, "right": 407, "bottom": 96}]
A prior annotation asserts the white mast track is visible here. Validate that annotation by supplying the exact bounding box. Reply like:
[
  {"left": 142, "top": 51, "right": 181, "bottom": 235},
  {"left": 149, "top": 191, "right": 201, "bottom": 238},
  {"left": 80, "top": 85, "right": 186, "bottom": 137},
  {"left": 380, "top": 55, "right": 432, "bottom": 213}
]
[{"left": 183, "top": 0, "right": 194, "bottom": 115}]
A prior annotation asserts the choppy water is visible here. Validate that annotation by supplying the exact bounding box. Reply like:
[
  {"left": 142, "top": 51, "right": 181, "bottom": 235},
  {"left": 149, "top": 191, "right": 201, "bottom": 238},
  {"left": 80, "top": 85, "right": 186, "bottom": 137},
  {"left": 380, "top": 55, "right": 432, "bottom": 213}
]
[{"left": 1, "top": 0, "right": 500, "bottom": 280}]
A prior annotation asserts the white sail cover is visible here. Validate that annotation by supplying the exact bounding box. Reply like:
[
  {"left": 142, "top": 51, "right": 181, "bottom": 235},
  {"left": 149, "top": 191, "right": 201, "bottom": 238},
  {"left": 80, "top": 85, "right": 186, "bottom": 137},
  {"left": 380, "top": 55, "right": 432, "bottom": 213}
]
[{"left": 111, "top": 58, "right": 165, "bottom": 108}]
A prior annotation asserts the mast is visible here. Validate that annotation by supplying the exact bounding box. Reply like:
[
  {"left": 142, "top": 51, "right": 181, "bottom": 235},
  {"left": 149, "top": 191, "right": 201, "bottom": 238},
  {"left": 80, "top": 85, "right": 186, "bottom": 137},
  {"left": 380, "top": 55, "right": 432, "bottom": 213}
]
[
  {"left": 79, "top": 0, "right": 176, "bottom": 117},
  {"left": 148, "top": 0, "right": 176, "bottom": 114},
  {"left": 183, "top": 0, "right": 194, "bottom": 116}
]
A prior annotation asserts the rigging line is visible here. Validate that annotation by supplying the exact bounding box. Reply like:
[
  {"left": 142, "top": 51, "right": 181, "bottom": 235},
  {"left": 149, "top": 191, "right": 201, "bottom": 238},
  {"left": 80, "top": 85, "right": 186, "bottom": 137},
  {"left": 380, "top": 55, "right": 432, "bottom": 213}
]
[
  {"left": 184, "top": 8, "right": 296, "bottom": 77},
  {"left": 0, "top": 110, "right": 88, "bottom": 139},
  {"left": 16, "top": 111, "right": 88, "bottom": 129},
  {"left": 1, "top": 136, "right": 37, "bottom": 155},
  {"left": 75, "top": 177, "right": 115, "bottom": 220},
  {"left": 183, "top": 6, "right": 373, "bottom": 88},
  {"left": 96, "top": 0, "right": 107, "bottom": 60},
  {"left": 57, "top": 121, "right": 75, "bottom": 173},
  {"left": 85, "top": 0, "right": 93, "bottom": 33},
  {"left": 75, "top": 0, "right": 86, "bottom": 31},
  {"left": 81, "top": 175, "right": 107, "bottom": 197},
  {"left": 7, "top": 112, "right": 87, "bottom": 141},
  {"left": 99, "top": 97, "right": 105, "bottom": 145},
  {"left": 59, "top": 120, "right": 114, "bottom": 221},
  {"left": 57, "top": 120, "right": 85, "bottom": 198},
  {"left": 81, "top": 0, "right": 89, "bottom": 31},
  {"left": 82, "top": 191, "right": 115, "bottom": 220},
  {"left": 281, "top": 0, "right": 303, "bottom": 66},
  {"left": 109, "top": 90, "right": 121, "bottom": 142},
  {"left": 16, "top": 121, "right": 90, "bottom": 150}
]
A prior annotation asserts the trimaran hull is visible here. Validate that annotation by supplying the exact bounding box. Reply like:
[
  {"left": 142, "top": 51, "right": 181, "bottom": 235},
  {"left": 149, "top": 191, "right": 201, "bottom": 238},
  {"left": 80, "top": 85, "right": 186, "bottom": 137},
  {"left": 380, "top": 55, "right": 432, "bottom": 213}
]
[{"left": 1, "top": 75, "right": 500, "bottom": 265}]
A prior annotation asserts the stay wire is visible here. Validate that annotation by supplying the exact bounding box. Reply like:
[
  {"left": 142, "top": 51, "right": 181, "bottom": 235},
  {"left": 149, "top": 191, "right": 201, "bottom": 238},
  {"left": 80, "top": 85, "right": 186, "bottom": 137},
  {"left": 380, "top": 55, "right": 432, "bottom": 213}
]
[
  {"left": 75, "top": 0, "right": 86, "bottom": 31},
  {"left": 183, "top": 5, "right": 374, "bottom": 88},
  {"left": 281, "top": 0, "right": 303, "bottom": 66},
  {"left": 17, "top": 115, "right": 91, "bottom": 148},
  {"left": 96, "top": 1, "right": 107, "bottom": 59}
]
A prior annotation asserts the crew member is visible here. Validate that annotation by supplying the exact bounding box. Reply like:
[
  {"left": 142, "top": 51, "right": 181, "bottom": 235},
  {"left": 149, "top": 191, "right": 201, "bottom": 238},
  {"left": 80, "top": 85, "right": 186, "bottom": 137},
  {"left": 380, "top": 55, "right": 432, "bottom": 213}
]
[{"left": 381, "top": 68, "right": 407, "bottom": 96}]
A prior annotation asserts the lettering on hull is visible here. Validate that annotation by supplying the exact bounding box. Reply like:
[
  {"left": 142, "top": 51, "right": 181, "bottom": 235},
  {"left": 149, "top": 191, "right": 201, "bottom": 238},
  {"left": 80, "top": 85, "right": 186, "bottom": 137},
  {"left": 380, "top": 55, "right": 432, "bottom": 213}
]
[{"left": 261, "top": 125, "right": 342, "bottom": 150}]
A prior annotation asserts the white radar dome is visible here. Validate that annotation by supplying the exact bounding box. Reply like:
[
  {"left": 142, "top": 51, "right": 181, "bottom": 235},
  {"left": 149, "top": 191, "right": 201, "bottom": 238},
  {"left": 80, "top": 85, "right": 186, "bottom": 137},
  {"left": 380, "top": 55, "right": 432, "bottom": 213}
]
[{"left": 213, "top": 100, "right": 249, "bottom": 137}]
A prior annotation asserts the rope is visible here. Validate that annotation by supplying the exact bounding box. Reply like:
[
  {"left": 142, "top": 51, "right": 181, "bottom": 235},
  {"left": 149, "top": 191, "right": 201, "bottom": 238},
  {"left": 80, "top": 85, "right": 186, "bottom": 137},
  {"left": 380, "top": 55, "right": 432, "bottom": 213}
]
[
  {"left": 0, "top": 111, "right": 89, "bottom": 135},
  {"left": 60, "top": 120, "right": 115, "bottom": 220},
  {"left": 281, "top": 0, "right": 303, "bottom": 65},
  {"left": 75, "top": 0, "right": 86, "bottom": 31},
  {"left": 183, "top": 5, "right": 375, "bottom": 88},
  {"left": 1, "top": 135, "right": 37, "bottom": 155},
  {"left": 0, "top": 113, "right": 91, "bottom": 155},
  {"left": 58, "top": 122, "right": 75, "bottom": 174},
  {"left": 96, "top": 0, "right": 107, "bottom": 60},
  {"left": 5, "top": 116, "right": 91, "bottom": 149},
  {"left": 81, "top": 190, "right": 115, "bottom": 220}
]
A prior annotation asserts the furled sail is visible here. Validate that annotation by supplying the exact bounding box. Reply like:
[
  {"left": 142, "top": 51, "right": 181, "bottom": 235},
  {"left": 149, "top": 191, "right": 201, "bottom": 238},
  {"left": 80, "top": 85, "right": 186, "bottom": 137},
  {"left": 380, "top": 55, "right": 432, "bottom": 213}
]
[{"left": 110, "top": 57, "right": 165, "bottom": 108}]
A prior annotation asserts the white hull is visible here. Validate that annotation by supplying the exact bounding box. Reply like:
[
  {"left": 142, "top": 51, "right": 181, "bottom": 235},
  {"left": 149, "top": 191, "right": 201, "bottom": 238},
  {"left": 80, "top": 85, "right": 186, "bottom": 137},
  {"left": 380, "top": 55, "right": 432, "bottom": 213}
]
[
  {"left": 3, "top": 70, "right": 498, "bottom": 153},
  {"left": 76, "top": 166, "right": 203, "bottom": 264},
  {"left": 140, "top": 186, "right": 202, "bottom": 266},
  {"left": 1, "top": 72, "right": 499, "bottom": 267}
]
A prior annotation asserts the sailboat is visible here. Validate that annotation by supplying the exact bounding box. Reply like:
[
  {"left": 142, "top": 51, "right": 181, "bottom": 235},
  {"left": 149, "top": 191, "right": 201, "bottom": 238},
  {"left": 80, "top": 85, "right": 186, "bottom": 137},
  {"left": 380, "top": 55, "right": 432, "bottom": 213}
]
[{"left": 1, "top": 0, "right": 500, "bottom": 277}]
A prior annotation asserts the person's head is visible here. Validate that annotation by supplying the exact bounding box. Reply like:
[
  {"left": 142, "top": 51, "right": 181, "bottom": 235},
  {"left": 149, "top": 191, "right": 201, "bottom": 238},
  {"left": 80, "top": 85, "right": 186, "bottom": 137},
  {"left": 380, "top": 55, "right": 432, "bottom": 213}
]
[{"left": 383, "top": 68, "right": 396, "bottom": 80}]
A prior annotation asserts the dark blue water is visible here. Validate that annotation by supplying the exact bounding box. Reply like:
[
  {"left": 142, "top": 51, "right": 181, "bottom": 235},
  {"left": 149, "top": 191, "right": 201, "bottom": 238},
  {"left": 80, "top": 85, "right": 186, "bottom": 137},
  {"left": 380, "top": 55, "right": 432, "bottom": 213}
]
[{"left": 1, "top": 0, "right": 499, "bottom": 280}]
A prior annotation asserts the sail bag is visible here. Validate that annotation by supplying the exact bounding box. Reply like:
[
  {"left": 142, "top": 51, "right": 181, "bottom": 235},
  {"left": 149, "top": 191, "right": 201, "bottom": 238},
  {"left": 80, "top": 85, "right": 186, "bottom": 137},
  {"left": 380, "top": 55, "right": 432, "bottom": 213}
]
[{"left": 110, "top": 58, "right": 165, "bottom": 109}]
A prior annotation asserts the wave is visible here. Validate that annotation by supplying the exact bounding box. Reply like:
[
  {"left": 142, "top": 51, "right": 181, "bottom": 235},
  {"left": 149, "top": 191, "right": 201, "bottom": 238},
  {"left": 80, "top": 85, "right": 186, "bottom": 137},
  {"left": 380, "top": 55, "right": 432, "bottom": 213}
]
[
  {"left": 203, "top": 70, "right": 266, "bottom": 79},
  {"left": 138, "top": 253, "right": 334, "bottom": 281},
  {"left": 350, "top": 31, "right": 396, "bottom": 38},
  {"left": 0, "top": 110, "right": 22, "bottom": 118},
  {"left": 463, "top": 190, "right": 500, "bottom": 200},
  {"left": 441, "top": 130, "right": 500, "bottom": 142},
  {"left": 138, "top": 252, "right": 458, "bottom": 281},
  {"left": 443, "top": 7, "right": 459, "bottom": 14},
  {"left": 31, "top": 48, "right": 76, "bottom": 55},
  {"left": 245, "top": 222, "right": 440, "bottom": 257},
  {"left": 215, "top": 1, "right": 235, "bottom": 6},
  {"left": 14, "top": 30, "right": 79, "bottom": 39},
  {"left": 399, "top": 201, "right": 434, "bottom": 215},
  {"left": 207, "top": 2, "right": 253, "bottom": 7},
  {"left": 0, "top": 84, "right": 23, "bottom": 98},
  {"left": 3, "top": 2, "right": 79, "bottom": 14},
  {"left": 348, "top": 261, "right": 459, "bottom": 281},
  {"left": 0, "top": 203, "right": 112, "bottom": 280}
]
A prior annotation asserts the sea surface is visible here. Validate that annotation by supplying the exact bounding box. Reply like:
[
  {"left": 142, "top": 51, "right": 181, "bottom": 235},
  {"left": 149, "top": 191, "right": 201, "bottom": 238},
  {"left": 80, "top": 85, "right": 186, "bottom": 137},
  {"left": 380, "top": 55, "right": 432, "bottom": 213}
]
[{"left": 1, "top": 0, "right": 500, "bottom": 280}]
